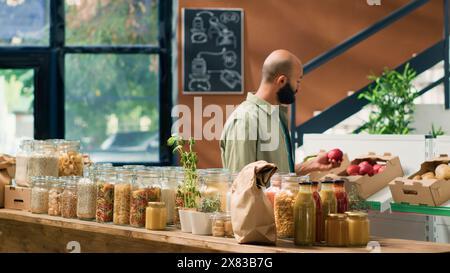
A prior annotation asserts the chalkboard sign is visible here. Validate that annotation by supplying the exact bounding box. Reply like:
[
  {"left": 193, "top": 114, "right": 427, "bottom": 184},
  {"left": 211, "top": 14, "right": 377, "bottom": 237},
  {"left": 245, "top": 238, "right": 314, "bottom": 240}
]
[{"left": 182, "top": 8, "right": 244, "bottom": 94}]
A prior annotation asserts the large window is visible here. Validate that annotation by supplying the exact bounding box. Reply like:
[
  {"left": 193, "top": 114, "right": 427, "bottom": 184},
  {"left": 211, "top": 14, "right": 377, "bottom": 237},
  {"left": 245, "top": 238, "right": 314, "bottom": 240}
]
[
  {"left": 0, "top": 69, "right": 34, "bottom": 154},
  {"left": 0, "top": 0, "right": 172, "bottom": 165}
]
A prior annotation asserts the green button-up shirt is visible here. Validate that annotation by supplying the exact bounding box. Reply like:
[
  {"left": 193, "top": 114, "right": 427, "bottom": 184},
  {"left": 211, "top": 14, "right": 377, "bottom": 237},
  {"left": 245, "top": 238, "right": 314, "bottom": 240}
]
[{"left": 220, "top": 93, "right": 294, "bottom": 173}]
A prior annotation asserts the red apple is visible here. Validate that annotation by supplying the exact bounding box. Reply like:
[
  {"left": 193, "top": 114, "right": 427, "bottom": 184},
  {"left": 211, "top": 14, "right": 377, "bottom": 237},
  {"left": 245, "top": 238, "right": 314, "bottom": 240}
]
[
  {"left": 359, "top": 162, "right": 374, "bottom": 176},
  {"left": 373, "top": 164, "right": 383, "bottom": 174},
  {"left": 377, "top": 165, "right": 386, "bottom": 174},
  {"left": 359, "top": 161, "right": 372, "bottom": 167},
  {"left": 346, "top": 165, "right": 360, "bottom": 176},
  {"left": 327, "top": 148, "right": 343, "bottom": 163}
]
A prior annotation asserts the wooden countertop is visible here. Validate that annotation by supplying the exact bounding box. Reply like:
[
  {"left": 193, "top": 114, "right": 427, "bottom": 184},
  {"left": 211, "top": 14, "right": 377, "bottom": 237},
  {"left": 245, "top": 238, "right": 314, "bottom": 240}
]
[{"left": 1, "top": 208, "right": 449, "bottom": 253}]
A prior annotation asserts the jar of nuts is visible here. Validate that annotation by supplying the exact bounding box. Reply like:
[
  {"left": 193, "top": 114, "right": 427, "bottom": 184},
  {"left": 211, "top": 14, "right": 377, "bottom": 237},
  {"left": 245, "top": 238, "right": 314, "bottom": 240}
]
[
  {"left": 211, "top": 212, "right": 233, "bottom": 238},
  {"left": 274, "top": 175, "right": 309, "bottom": 238},
  {"left": 57, "top": 140, "right": 83, "bottom": 177}
]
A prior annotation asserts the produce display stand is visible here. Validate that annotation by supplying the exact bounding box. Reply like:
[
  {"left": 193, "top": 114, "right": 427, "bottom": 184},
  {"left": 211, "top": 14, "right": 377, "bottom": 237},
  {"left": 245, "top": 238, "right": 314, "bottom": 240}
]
[
  {"left": 390, "top": 201, "right": 450, "bottom": 217},
  {"left": 364, "top": 187, "right": 392, "bottom": 212},
  {"left": 1, "top": 209, "right": 450, "bottom": 253}
]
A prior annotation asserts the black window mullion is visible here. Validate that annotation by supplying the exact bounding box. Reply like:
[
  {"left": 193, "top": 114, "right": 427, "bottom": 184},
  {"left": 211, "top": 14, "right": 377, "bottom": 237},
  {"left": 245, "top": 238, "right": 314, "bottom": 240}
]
[
  {"left": 50, "top": 0, "right": 65, "bottom": 139},
  {"left": 158, "top": 0, "right": 173, "bottom": 165}
]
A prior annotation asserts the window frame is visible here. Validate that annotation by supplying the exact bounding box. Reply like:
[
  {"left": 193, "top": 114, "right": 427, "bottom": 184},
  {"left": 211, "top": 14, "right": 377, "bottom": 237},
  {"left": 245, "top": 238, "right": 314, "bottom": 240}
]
[{"left": 0, "top": 0, "right": 173, "bottom": 166}]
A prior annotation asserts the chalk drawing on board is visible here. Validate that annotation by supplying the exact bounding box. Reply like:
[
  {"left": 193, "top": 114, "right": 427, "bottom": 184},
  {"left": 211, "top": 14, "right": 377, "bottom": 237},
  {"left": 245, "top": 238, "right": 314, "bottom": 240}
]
[
  {"left": 188, "top": 48, "right": 242, "bottom": 91},
  {"left": 220, "top": 12, "right": 240, "bottom": 24},
  {"left": 191, "top": 10, "right": 237, "bottom": 48},
  {"left": 190, "top": 14, "right": 207, "bottom": 43}
]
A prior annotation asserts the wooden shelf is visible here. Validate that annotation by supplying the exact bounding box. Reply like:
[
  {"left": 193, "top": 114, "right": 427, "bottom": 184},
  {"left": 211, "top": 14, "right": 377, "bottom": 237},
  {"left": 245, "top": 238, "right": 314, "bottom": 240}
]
[{"left": 1, "top": 209, "right": 450, "bottom": 253}]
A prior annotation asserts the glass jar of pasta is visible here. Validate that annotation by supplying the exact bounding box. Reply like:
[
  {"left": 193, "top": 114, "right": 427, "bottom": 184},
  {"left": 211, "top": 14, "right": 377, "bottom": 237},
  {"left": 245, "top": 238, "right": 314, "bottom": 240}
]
[
  {"left": 57, "top": 140, "right": 83, "bottom": 177},
  {"left": 95, "top": 167, "right": 116, "bottom": 223},
  {"left": 274, "top": 175, "right": 308, "bottom": 238},
  {"left": 113, "top": 168, "right": 133, "bottom": 225}
]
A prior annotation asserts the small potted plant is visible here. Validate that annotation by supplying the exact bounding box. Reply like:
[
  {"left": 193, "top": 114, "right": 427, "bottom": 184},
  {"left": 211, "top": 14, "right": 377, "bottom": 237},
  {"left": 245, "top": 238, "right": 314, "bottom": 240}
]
[
  {"left": 168, "top": 135, "right": 201, "bottom": 233},
  {"left": 190, "top": 195, "right": 221, "bottom": 235}
]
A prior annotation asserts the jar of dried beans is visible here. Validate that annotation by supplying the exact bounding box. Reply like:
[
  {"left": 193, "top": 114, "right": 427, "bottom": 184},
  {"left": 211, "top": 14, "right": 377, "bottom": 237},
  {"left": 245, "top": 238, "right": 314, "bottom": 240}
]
[
  {"left": 31, "top": 176, "right": 49, "bottom": 214},
  {"left": 28, "top": 141, "right": 59, "bottom": 179},
  {"left": 61, "top": 177, "right": 79, "bottom": 218},
  {"left": 77, "top": 175, "right": 96, "bottom": 220}
]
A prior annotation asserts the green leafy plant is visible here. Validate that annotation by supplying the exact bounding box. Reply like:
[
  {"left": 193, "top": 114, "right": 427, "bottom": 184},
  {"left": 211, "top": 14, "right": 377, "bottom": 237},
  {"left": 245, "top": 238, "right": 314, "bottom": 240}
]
[
  {"left": 167, "top": 135, "right": 201, "bottom": 209},
  {"left": 429, "top": 123, "right": 445, "bottom": 138},
  {"left": 358, "top": 63, "right": 419, "bottom": 134},
  {"left": 199, "top": 195, "right": 221, "bottom": 213}
]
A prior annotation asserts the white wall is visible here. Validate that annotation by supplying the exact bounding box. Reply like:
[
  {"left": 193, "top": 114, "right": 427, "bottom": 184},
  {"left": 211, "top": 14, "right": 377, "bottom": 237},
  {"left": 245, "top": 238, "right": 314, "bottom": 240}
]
[{"left": 411, "top": 104, "right": 450, "bottom": 135}]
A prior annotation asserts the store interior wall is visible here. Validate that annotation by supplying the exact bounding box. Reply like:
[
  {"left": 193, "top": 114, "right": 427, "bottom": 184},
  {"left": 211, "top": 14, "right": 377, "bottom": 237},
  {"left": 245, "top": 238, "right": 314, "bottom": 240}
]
[
  {"left": 175, "top": 0, "right": 443, "bottom": 168},
  {"left": 412, "top": 104, "right": 450, "bottom": 135}
]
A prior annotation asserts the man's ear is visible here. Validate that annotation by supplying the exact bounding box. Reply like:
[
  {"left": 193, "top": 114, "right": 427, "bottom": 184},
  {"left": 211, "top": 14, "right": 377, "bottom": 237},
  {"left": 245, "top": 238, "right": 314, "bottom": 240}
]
[{"left": 276, "top": 75, "right": 287, "bottom": 86}]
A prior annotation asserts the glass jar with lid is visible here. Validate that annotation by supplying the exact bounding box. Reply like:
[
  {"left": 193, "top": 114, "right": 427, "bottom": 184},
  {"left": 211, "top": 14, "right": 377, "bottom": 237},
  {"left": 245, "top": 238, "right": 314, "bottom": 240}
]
[
  {"left": 211, "top": 212, "right": 233, "bottom": 237},
  {"left": 61, "top": 176, "right": 79, "bottom": 218},
  {"left": 31, "top": 176, "right": 49, "bottom": 214},
  {"left": 28, "top": 140, "right": 59, "bottom": 179},
  {"left": 161, "top": 173, "right": 177, "bottom": 225},
  {"left": 345, "top": 211, "right": 370, "bottom": 246},
  {"left": 57, "top": 140, "right": 83, "bottom": 177},
  {"left": 95, "top": 167, "right": 116, "bottom": 223},
  {"left": 325, "top": 213, "right": 349, "bottom": 247},
  {"left": 293, "top": 182, "right": 316, "bottom": 246},
  {"left": 113, "top": 167, "right": 133, "bottom": 225},
  {"left": 334, "top": 180, "right": 349, "bottom": 213},
  {"left": 265, "top": 172, "right": 288, "bottom": 208},
  {"left": 15, "top": 139, "right": 34, "bottom": 187},
  {"left": 129, "top": 168, "right": 159, "bottom": 227},
  {"left": 48, "top": 177, "right": 63, "bottom": 216},
  {"left": 171, "top": 168, "right": 185, "bottom": 228},
  {"left": 199, "top": 168, "right": 230, "bottom": 212},
  {"left": 145, "top": 202, "right": 167, "bottom": 230},
  {"left": 77, "top": 175, "right": 96, "bottom": 220},
  {"left": 274, "top": 175, "right": 308, "bottom": 238}
]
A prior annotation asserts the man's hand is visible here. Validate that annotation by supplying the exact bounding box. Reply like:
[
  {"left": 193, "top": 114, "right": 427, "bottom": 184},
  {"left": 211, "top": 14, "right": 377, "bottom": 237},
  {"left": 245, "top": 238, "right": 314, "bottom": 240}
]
[{"left": 295, "top": 152, "right": 341, "bottom": 176}]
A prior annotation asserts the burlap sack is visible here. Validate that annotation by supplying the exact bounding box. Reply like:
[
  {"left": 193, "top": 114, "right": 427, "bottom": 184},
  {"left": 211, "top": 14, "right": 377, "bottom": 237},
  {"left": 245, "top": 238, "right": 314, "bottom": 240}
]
[
  {"left": 0, "top": 154, "right": 16, "bottom": 207},
  {"left": 231, "top": 160, "right": 278, "bottom": 245}
]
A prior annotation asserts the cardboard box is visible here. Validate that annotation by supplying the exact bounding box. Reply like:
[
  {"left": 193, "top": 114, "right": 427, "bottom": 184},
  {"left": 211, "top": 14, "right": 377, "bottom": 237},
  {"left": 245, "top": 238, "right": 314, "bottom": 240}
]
[
  {"left": 389, "top": 155, "right": 450, "bottom": 206},
  {"left": 322, "top": 152, "right": 404, "bottom": 199},
  {"left": 4, "top": 185, "right": 31, "bottom": 211},
  {"left": 308, "top": 153, "right": 350, "bottom": 181}
]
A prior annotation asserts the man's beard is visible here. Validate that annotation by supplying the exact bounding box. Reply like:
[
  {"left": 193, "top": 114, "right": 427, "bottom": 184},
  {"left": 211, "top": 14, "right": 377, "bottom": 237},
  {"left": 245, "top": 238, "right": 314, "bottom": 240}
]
[{"left": 277, "top": 82, "right": 296, "bottom": 104}]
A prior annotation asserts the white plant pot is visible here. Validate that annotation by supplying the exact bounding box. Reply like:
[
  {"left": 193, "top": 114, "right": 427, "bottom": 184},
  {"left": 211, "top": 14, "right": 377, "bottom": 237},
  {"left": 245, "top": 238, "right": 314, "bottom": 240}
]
[
  {"left": 179, "top": 209, "right": 195, "bottom": 233},
  {"left": 190, "top": 211, "right": 214, "bottom": 235}
]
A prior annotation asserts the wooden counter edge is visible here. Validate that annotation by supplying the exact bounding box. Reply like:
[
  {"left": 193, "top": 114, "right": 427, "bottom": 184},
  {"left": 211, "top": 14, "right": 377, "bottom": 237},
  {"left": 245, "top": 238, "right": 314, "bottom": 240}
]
[{"left": 1, "top": 209, "right": 450, "bottom": 253}]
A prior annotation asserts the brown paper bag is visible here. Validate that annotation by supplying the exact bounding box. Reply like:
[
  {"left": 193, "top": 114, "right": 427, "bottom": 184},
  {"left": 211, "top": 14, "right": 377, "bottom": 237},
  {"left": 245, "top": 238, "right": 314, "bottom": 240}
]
[
  {"left": 231, "top": 160, "right": 278, "bottom": 245},
  {"left": 0, "top": 154, "right": 16, "bottom": 208}
]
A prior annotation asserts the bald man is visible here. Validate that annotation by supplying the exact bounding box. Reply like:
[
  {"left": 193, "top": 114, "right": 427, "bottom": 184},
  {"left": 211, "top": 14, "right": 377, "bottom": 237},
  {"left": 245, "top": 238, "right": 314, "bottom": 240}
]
[{"left": 220, "top": 49, "right": 339, "bottom": 174}]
